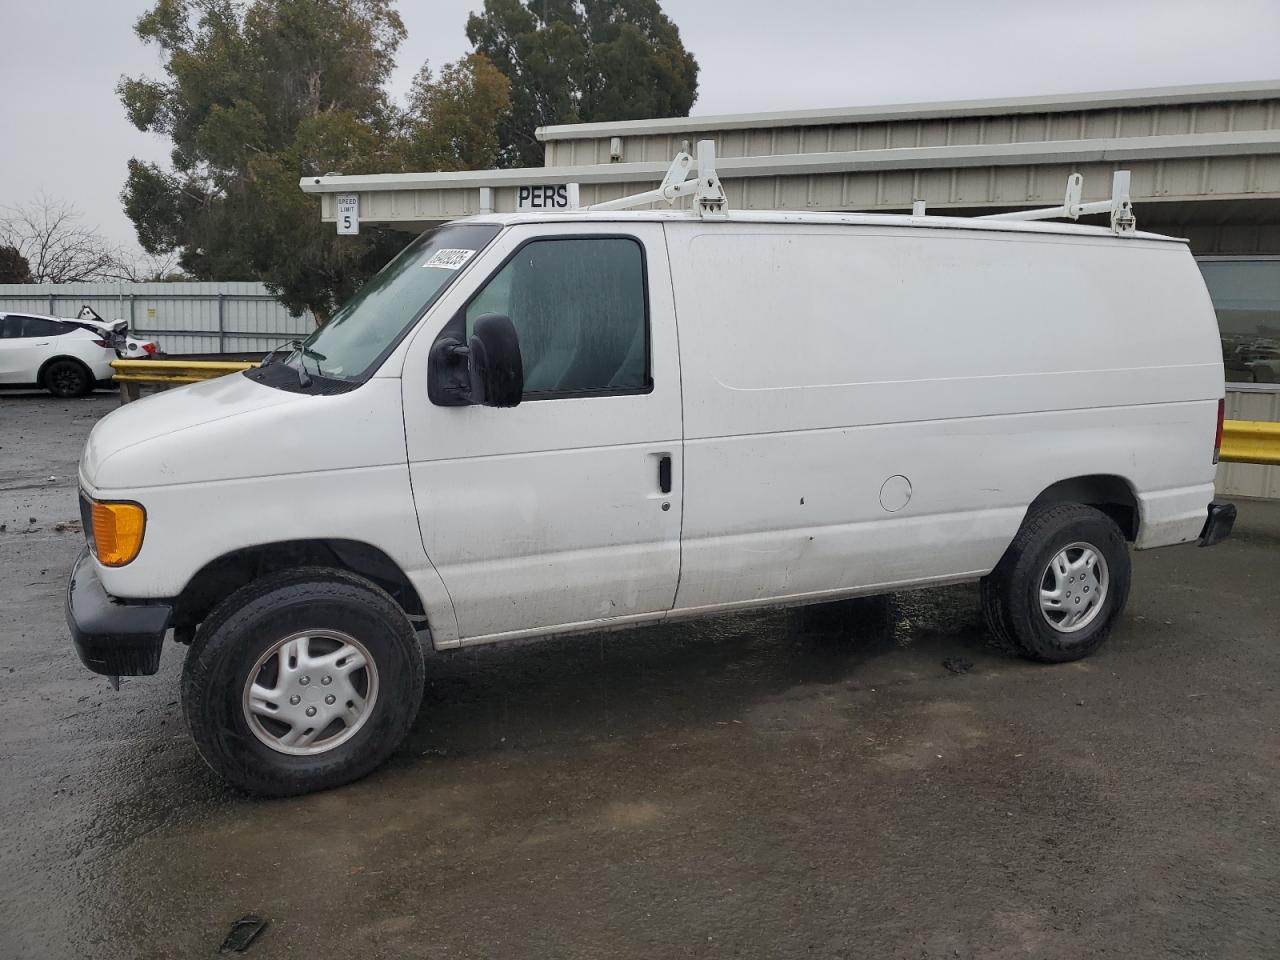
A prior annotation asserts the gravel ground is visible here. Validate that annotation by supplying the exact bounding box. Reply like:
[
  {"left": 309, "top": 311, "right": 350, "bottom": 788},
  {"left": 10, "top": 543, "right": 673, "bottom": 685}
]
[{"left": 1, "top": 389, "right": 1277, "bottom": 959}]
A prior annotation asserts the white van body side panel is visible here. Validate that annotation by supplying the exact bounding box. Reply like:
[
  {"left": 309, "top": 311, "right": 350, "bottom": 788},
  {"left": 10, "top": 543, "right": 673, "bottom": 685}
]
[
  {"left": 671, "top": 403, "right": 1213, "bottom": 610},
  {"left": 80, "top": 377, "right": 460, "bottom": 643},
  {"left": 665, "top": 223, "right": 1221, "bottom": 611},
  {"left": 400, "top": 222, "right": 685, "bottom": 643}
]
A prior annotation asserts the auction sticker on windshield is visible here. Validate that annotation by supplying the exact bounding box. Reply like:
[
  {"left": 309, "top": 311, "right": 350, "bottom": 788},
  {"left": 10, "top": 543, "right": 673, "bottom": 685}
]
[{"left": 424, "top": 249, "right": 476, "bottom": 270}]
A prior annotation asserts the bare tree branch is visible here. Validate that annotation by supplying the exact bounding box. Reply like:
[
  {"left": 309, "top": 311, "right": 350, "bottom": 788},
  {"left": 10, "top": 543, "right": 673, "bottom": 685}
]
[
  {"left": 113, "top": 248, "right": 185, "bottom": 282},
  {"left": 0, "top": 193, "right": 136, "bottom": 283}
]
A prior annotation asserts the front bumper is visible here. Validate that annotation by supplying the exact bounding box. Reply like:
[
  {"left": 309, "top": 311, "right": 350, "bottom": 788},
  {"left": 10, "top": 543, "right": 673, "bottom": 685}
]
[
  {"left": 66, "top": 550, "right": 172, "bottom": 676},
  {"left": 1198, "top": 499, "right": 1237, "bottom": 547}
]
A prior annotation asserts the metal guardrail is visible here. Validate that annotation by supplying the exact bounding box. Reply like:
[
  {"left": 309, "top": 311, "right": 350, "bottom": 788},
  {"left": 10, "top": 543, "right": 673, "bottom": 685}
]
[
  {"left": 1220, "top": 419, "right": 1280, "bottom": 466},
  {"left": 111, "top": 359, "right": 258, "bottom": 403}
]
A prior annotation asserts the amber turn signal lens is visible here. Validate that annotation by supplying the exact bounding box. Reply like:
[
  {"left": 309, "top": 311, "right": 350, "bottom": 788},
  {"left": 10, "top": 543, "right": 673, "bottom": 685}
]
[{"left": 91, "top": 501, "right": 146, "bottom": 566}]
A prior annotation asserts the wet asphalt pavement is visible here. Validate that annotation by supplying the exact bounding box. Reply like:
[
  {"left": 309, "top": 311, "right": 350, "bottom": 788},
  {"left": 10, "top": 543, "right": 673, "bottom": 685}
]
[{"left": 1, "top": 391, "right": 1278, "bottom": 959}]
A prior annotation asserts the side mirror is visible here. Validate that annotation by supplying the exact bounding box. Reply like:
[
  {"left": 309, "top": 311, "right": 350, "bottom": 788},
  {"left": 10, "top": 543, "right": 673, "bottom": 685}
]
[
  {"left": 469, "top": 313, "right": 523, "bottom": 407},
  {"left": 428, "top": 313, "right": 524, "bottom": 407}
]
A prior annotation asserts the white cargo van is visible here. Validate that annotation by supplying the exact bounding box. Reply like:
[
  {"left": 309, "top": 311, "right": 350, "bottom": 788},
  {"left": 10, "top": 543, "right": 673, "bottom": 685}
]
[{"left": 66, "top": 152, "right": 1233, "bottom": 795}]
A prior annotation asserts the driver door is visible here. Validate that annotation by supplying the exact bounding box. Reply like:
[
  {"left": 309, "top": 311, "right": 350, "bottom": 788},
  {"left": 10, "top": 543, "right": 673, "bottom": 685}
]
[{"left": 402, "top": 223, "right": 683, "bottom": 643}]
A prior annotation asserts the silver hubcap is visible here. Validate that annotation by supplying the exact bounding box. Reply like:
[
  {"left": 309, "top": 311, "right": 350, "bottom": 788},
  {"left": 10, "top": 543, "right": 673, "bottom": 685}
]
[
  {"left": 1039, "top": 541, "right": 1109, "bottom": 634},
  {"left": 241, "top": 630, "right": 378, "bottom": 756}
]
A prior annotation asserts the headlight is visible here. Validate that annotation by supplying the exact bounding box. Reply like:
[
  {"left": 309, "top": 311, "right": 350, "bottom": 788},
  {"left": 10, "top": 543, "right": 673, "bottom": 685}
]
[{"left": 88, "top": 499, "right": 147, "bottom": 566}]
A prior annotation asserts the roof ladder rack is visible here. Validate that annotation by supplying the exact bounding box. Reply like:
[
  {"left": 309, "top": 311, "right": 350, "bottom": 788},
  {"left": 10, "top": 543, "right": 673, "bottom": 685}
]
[
  {"left": 978, "top": 170, "right": 1136, "bottom": 235},
  {"left": 589, "top": 139, "right": 728, "bottom": 217}
]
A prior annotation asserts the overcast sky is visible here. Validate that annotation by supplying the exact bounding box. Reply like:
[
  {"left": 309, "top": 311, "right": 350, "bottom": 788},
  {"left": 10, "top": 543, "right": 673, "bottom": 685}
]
[{"left": 2, "top": 0, "right": 1278, "bottom": 254}]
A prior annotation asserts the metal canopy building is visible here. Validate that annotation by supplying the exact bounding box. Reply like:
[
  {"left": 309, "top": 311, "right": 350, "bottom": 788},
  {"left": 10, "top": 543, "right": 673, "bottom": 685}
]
[
  {"left": 302, "top": 79, "right": 1280, "bottom": 497},
  {"left": 305, "top": 80, "right": 1280, "bottom": 251}
]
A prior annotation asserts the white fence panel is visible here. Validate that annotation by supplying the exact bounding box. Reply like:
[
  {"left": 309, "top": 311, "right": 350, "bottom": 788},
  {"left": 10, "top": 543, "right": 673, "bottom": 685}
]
[{"left": 0, "top": 281, "right": 315, "bottom": 354}]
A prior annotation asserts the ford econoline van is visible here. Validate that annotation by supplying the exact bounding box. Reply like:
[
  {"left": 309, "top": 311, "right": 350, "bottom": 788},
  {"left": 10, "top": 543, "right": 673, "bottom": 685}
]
[{"left": 67, "top": 199, "right": 1234, "bottom": 795}]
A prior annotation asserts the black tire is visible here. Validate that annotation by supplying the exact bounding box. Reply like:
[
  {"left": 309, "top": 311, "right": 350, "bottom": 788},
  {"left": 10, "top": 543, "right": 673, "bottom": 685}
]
[
  {"left": 42, "top": 358, "right": 91, "bottom": 398},
  {"left": 181, "top": 567, "right": 425, "bottom": 796},
  {"left": 980, "top": 503, "right": 1131, "bottom": 663}
]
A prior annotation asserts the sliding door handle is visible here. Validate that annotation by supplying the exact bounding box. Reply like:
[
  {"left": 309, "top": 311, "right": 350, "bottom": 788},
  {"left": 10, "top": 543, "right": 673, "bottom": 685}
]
[{"left": 658, "top": 454, "right": 672, "bottom": 495}]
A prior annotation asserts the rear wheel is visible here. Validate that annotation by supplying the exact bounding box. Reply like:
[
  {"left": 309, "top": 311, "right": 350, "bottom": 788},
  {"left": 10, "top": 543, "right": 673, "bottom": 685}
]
[
  {"left": 42, "top": 358, "right": 91, "bottom": 398},
  {"left": 980, "top": 503, "right": 1130, "bottom": 662},
  {"left": 181, "top": 567, "right": 425, "bottom": 796}
]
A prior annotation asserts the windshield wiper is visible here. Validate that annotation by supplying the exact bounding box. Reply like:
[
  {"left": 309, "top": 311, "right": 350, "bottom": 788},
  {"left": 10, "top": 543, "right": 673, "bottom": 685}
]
[
  {"left": 260, "top": 339, "right": 301, "bottom": 367},
  {"left": 258, "top": 339, "right": 315, "bottom": 387},
  {"left": 296, "top": 346, "right": 330, "bottom": 387},
  {"left": 292, "top": 348, "right": 315, "bottom": 387}
]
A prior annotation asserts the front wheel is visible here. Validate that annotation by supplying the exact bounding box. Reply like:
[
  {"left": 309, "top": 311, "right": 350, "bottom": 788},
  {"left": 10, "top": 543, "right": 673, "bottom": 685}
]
[
  {"left": 980, "top": 503, "right": 1131, "bottom": 663},
  {"left": 181, "top": 568, "right": 425, "bottom": 796}
]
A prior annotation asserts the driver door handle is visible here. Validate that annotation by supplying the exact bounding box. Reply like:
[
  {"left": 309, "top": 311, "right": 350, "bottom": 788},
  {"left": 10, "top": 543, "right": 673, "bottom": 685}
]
[{"left": 658, "top": 455, "right": 672, "bottom": 495}]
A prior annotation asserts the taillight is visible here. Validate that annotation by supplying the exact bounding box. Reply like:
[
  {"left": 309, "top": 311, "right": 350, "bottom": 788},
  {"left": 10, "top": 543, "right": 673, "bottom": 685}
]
[
  {"left": 93, "top": 339, "right": 112, "bottom": 348},
  {"left": 142, "top": 342, "right": 157, "bottom": 355},
  {"left": 1213, "top": 398, "right": 1225, "bottom": 464}
]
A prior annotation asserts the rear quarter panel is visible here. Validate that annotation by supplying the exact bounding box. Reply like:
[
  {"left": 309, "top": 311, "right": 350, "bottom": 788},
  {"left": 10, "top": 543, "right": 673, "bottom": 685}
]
[{"left": 60, "top": 333, "right": 116, "bottom": 380}]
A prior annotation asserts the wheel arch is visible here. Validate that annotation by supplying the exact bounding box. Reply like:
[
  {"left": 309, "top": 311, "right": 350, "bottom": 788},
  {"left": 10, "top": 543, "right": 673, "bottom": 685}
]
[
  {"left": 171, "top": 538, "right": 427, "bottom": 639},
  {"left": 37, "top": 354, "right": 92, "bottom": 383},
  {"left": 1028, "top": 474, "right": 1140, "bottom": 541}
]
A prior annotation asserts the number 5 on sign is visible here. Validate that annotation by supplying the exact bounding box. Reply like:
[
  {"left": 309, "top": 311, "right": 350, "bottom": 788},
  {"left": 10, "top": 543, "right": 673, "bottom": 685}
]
[{"left": 336, "top": 194, "right": 359, "bottom": 235}]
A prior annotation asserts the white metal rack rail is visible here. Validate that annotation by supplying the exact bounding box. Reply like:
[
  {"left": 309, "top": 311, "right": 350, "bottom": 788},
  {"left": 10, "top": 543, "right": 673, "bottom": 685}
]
[
  {"left": 579, "top": 139, "right": 1138, "bottom": 235},
  {"left": 977, "top": 169, "right": 1136, "bottom": 235},
  {"left": 587, "top": 139, "right": 728, "bottom": 217}
]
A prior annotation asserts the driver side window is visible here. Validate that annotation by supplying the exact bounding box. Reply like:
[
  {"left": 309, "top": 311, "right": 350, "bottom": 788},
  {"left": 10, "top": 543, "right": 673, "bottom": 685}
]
[{"left": 465, "top": 237, "right": 649, "bottom": 397}]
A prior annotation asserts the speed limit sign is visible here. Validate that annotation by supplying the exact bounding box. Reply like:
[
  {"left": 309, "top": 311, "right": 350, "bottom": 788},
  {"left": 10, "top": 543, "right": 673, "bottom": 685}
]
[{"left": 336, "top": 194, "right": 359, "bottom": 235}]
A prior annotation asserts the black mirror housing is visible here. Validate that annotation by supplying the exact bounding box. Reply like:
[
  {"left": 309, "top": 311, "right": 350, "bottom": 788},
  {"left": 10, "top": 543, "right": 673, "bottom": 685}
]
[
  {"left": 428, "top": 313, "right": 523, "bottom": 408},
  {"left": 469, "top": 313, "right": 524, "bottom": 407}
]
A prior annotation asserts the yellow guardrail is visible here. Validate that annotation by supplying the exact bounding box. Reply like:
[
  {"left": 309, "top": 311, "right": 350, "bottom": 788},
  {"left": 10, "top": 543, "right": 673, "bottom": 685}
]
[
  {"left": 111, "top": 358, "right": 259, "bottom": 402},
  {"left": 1220, "top": 419, "right": 1280, "bottom": 466},
  {"left": 111, "top": 359, "right": 258, "bottom": 383}
]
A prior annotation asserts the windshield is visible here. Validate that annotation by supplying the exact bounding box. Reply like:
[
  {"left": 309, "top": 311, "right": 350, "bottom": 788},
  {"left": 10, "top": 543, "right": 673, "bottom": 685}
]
[{"left": 295, "top": 222, "right": 502, "bottom": 380}]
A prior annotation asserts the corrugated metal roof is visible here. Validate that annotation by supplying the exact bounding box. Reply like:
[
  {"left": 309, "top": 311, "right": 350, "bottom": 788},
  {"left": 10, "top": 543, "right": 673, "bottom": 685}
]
[
  {"left": 536, "top": 80, "right": 1280, "bottom": 141},
  {"left": 301, "top": 129, "right": 1280, "bottom": 193}
]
